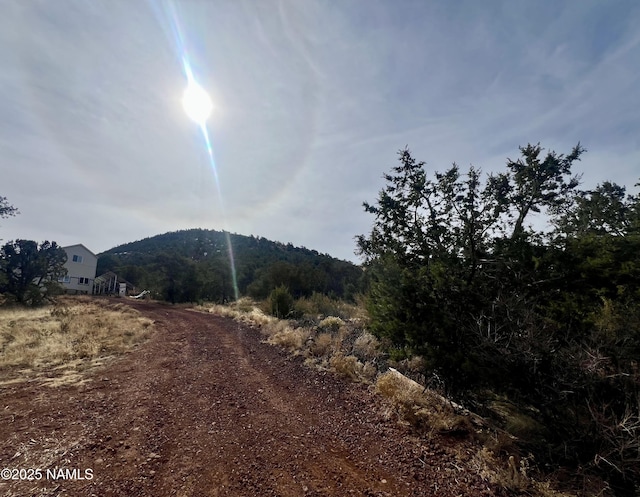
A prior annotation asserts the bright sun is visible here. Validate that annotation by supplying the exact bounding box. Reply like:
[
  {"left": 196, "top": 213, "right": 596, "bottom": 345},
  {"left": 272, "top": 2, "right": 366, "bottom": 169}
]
[{"left": 182, "top": 80, "right": 213, "bottom": 124}]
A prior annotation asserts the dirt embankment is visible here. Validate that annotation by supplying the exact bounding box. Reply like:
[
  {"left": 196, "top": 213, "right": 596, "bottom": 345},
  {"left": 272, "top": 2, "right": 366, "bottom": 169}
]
[{"left": 0, "top": 301, "right": 505, "bottom": 496}]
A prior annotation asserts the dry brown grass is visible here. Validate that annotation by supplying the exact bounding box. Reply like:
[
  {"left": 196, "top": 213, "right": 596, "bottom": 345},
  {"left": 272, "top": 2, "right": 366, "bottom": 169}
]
[
  {"left": 377, "top": 369, "right": 586, "bottom": 497},
  {"left": 388, "top": 354, "right": 427, "bottom": 376},
  {"left": 375, "top": 369, "right": 469, "bottom": 434},
  {"left": 352, "top": 332, "right": 380, "bottom": 360},
  {"left": 489, "top": 398, "right": 547, "bottom": 441},
  {"left": 468, "top": 446, "right": 588, "bottom": 497},
  {"left": 0, "top": 297, "right": 154, "bottom": 385},
  {"left": 266, "top": 325, "right": 309, "bottom": 353},
  {"left": 330, "top": 354, "right": 360, "bottom": 379},
  {"left": 293, "top": 293, "right": 366, "bottom": 321},
  {"left": 199, "top": 301, "right": 379, "bottom": 382},
  {"left": 196, "top": 299, "right": 276, "bottom": 329},
  {"left": 309, "top": 332, "right": 335, "bottom": 357},
  {"left": 318, "top": 316, "right": 345, "bottom": 332},
  {"left": 197, "top": 301, "right": 312, "bottom": 354},
  {"left": 329, "top": 354, "right": 377, "bottom": 382}
]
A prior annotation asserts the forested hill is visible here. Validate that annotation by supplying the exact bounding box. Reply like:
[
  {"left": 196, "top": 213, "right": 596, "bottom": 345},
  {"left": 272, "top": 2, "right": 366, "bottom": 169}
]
[{"left": 97, "top": 229, "right": 363, "bottom": 303}]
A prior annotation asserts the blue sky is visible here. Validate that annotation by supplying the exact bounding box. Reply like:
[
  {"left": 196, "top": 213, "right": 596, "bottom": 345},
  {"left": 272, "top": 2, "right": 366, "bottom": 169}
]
[{"left": 1, "top": 0, "right": 639, "bottom": 262}]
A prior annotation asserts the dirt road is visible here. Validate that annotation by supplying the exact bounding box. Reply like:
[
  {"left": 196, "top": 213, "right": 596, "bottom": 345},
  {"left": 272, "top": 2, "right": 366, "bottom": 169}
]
[{"left": 1, "top": 302, "right": 502, "bottom": 496}]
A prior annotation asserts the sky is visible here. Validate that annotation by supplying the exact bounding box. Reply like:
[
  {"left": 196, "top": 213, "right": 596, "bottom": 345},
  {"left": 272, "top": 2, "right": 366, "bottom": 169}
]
[{"left": 1, "top": 0, "right": 639, "bottom": 263}]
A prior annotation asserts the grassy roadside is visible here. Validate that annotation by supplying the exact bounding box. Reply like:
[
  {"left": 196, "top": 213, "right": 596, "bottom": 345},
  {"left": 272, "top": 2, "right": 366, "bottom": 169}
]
[
  {"left": 195, "top": 298, "right": 379, "bottom": 381},
  {"left": 197, "top": 297, "right": 602, "bottom": 497},
  {"left": 0, "top": 296, "right": 154, "bottom": 387}
]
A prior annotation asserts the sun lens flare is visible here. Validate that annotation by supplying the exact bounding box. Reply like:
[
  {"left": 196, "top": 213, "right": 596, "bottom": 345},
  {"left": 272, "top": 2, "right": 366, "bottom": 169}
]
[
  {"left": 162, "top": 2, "right": 239, "bottom": 300},
  {"left": 182, "top": 80, "right": 213, "bottom": 125}
]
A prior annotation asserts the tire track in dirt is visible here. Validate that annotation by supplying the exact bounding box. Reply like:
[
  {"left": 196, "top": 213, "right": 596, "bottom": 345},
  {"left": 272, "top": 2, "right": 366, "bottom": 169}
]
[{"left": 0, "top": 301, "right": 503, "bottom": 496}]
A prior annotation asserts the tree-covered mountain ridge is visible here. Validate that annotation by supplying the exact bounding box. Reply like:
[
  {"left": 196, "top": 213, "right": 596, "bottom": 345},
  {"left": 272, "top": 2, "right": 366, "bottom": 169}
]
[
  {"left": 101, "top": 229, "right": 346, "bottom": 261},
  {"left": 97, "top": 228, "right": 363, "bottom": 303}
]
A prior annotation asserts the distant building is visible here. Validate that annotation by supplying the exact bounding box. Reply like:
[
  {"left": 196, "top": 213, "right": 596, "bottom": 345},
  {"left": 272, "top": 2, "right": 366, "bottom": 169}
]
[
  {"left": 60, "top": 244, "right": 98, "bottom": 294},
  {"left": 93, "top": 271, "right": 136, "bottom": 296}
]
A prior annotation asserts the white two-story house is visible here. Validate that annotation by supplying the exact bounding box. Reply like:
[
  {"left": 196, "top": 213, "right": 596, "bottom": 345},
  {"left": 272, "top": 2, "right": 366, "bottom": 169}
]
[{"left": 60, "top": 244, "right": 98, "bottom": 294}]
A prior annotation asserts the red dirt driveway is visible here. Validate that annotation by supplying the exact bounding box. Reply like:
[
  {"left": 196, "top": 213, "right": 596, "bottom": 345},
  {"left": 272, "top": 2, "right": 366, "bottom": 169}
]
[{"left": 0, "top": 301, "right": 504, "bottom": 496}]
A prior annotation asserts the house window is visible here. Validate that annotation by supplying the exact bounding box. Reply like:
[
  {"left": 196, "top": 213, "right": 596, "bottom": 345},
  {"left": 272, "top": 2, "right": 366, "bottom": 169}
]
[
  {"left": 58, "top": 276, "right": 71, "bottom": 283},
  {"left": 78, "top": 277, "right": 90, "bottom": 285},
  {"left": 72, "top": 254, "right": 83, "bottom": 263}
]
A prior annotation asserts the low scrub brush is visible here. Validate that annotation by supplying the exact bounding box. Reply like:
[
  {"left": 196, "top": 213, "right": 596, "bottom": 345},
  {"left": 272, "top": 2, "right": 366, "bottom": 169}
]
[
  {"left": 352, "top": 332, "right": 380, "bottom": 360},
  {"left": 267, "top": 326, "right": 308, "bottom": 353},
  {"left": 309, "top": 332, "right": 335, "bottom": 357},
  {"left": 376, "top": 369, "right": 470, "bottom": 435},
  {"left": 330, "top": 354, "right": 360, "bottom": 379},
  {"left": 318, "top": 316, "right": 344, "bottom": 332}
]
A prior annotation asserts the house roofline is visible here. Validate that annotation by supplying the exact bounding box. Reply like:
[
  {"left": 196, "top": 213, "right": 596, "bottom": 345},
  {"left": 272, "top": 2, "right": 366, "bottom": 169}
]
[{"left": 63, "top": 244, "right": 97, "bottom": 257}]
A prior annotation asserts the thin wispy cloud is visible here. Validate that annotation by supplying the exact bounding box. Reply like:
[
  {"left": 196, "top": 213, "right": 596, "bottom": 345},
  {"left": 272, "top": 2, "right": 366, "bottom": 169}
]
[{"left": 1, "top": 0, "right": 638, "bottom": 261}]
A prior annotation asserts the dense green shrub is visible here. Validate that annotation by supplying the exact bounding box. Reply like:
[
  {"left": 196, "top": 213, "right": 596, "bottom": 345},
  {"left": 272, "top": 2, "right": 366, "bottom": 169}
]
[
  {"left": 293, "top": 292, "right": 344, "bottom": 318},
  {"left": 268, "top": 285, "right": 294, "bottom": 318},
  {"left": 358, "top": 144, "right": 640, "bottom": 495}
]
